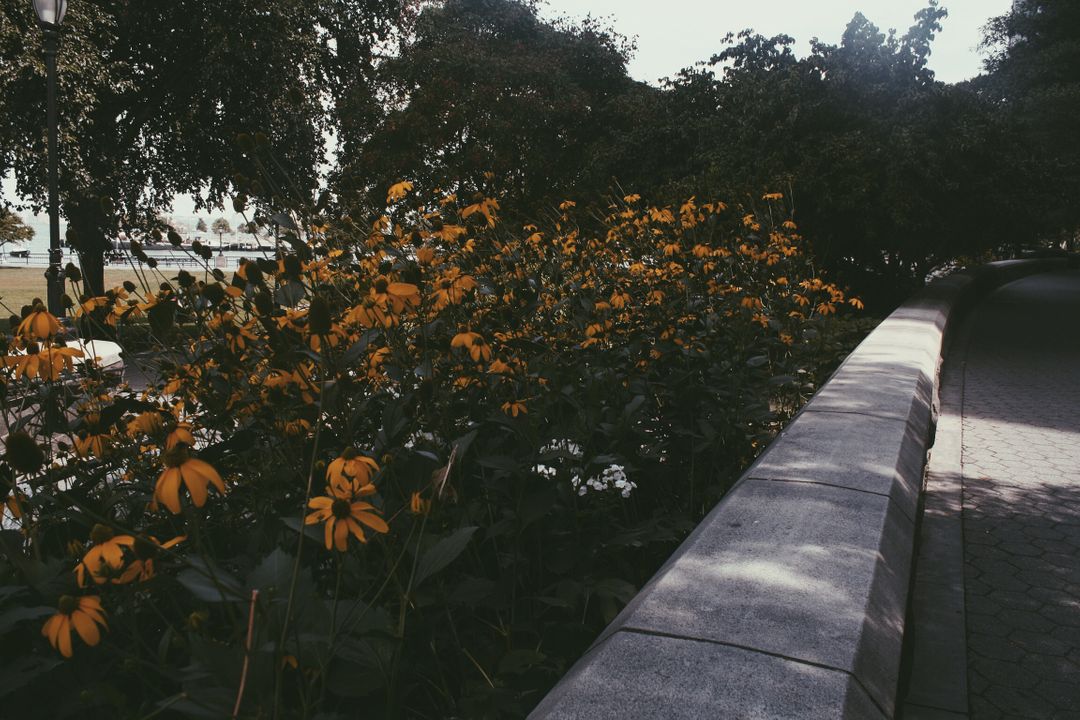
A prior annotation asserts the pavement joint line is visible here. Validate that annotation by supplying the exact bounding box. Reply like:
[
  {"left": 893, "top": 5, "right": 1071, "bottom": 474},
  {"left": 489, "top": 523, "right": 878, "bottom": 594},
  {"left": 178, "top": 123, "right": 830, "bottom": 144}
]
[
  {"left": 801, "top": 407, "right": 926, "bottom": 424},
  {"left": 745, "top": 475, "right": 919, "bottom": 523},
  {"left": 614, "top": 626, "right": 891, "bottom": 719}
]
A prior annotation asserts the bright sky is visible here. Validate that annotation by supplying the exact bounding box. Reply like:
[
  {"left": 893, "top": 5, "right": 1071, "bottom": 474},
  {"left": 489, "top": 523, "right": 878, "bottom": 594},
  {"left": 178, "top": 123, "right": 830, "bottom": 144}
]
[{"left": 540, "top": 0, "right": 1012, "bottom": 85}]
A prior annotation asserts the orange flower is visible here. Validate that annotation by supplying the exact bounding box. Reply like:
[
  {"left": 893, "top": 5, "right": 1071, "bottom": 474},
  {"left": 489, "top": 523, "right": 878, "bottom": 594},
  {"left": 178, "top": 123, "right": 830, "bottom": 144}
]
[
  {"left": 42, "top": 595, "right": 107, "bottom": 658},
  {"left": 154, "top": 447, "right": 225, "bottom": 514},
  {"left": 326, "top": 449, "right": 379, "bottom": 496},
  {"left": 450, "top": 331, "right": 491, "bottom": 362},
  {"left": 75, "top": 525, "right": 134, "bottom": 586},
  {"left": 17, "top": 307, "right": 61, "bottom": 340},
  {"left": 370, "top": 276, "right": 420, "bottom": 314},
  {"left": 74, "top": 432, "right": 110, "bottom": 459},
  {"left": 409, "top": 492, "right": 431, "bottom": 516},
  {"left": 305, "top": 485, "right": 389, "bottom": 551},
  {"left": 4, "top": 344, "right": 83, "bottom": 381},
  {"left": 127, "top": 411, "right": 165, "bottom": 437},
  {"left": 165, "top": 422, "right": 196, "bottom": 450},
  {"left": 501, "top": 400, "right": 527, "bottom": 417},
  {"left": 430, "top": 268, "right": 476, "bottom": 310}
]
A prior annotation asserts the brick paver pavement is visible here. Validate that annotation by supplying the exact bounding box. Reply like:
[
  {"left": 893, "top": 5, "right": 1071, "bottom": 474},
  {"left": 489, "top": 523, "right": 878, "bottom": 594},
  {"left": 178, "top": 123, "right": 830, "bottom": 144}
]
[{"left": 960, "top": 270, "right": 1080, "bottom": 719}]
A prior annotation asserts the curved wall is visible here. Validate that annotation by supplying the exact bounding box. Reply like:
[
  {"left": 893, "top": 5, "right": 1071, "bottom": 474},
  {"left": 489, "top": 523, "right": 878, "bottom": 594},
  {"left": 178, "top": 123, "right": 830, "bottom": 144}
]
[{"left": 529, "top": 258, "right": 1068, "bottom": 720}]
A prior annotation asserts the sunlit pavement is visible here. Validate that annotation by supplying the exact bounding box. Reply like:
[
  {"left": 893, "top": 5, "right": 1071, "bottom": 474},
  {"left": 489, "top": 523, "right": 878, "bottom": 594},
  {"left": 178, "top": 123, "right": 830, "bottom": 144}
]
[{"left": 946, "top": 270, "right": 1080, "bottom": 719}]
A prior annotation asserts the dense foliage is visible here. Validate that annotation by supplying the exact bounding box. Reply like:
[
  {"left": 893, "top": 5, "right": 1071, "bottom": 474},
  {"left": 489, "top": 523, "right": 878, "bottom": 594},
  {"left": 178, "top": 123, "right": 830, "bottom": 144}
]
[
  {"left": 0, "top": 184, "right": 867, "bottom": 718},
  {"left": 0, "top": 0, "right": 410, "bottom": 293}
]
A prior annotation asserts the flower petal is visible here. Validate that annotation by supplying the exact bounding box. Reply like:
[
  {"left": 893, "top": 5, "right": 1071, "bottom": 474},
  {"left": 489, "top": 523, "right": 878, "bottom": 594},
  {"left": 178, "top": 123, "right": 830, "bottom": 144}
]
[{"left": 71, "top": 610, "right": 101, "bottom": 647}]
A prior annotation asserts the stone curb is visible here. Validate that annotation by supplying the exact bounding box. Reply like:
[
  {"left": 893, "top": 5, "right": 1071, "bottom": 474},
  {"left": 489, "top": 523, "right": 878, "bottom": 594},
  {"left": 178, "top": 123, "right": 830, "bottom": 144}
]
[{"left": 529, "top": 257, "right": 1068, "bottom": 719}]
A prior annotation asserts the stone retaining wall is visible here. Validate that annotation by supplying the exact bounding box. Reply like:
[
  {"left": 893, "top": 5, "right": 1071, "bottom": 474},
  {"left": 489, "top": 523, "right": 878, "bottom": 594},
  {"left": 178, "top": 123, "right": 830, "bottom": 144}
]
[{"left": 529, "top": 258, "right": 1068, "bottom": 720}]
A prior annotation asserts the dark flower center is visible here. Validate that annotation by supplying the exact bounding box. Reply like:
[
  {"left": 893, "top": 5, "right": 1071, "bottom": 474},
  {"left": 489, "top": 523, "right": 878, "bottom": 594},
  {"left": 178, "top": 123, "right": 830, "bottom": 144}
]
[
  {"left": 58, "top": 595, "right": 78, "bottom": 615},
  {"left": 374, "top": 279, "right": 389, "bottom": 294},
  {"left": 331, "top": 499, "right": 352, "bottom": 519},
  {"left": 90, "top": 524, "right": 114, "bottom": 544}
]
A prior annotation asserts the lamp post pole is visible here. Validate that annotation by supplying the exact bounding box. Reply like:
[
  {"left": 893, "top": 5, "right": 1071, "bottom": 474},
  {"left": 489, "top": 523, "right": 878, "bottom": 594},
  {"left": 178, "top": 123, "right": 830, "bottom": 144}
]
[{"left": 43, "top": 25, "right": 63, "bottom": 316}]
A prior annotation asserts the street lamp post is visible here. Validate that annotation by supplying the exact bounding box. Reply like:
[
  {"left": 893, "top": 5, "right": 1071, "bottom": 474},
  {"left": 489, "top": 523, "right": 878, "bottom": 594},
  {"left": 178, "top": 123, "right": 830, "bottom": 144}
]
[{"left": 32, "top": 0, "right": 68, "bottom": 317}]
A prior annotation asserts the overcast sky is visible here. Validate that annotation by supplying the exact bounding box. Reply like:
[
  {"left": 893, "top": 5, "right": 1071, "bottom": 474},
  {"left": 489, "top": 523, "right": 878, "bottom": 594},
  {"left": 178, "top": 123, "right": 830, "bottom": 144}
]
[
  {"left": 540, "top": 0, "right": 1012, "bottom": 85},
  {"left": 5, "top": 0, "right": 1013, "bottom": 233}
]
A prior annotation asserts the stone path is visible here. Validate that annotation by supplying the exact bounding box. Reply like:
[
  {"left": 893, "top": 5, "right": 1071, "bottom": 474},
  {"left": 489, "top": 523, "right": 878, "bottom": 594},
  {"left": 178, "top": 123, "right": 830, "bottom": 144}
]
[{"left": 959, "top": 271, "right": 1080, "bottom": 718}]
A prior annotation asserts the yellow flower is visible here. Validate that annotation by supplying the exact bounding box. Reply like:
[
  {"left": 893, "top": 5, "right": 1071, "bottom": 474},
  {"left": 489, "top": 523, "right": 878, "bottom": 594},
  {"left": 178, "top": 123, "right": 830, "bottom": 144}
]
[
  {"left": 848, "top": 297, "right": 865, "bottom": 310},
  {"left": 17, "top": 308, "right": 61, "bottom": 340},
  {"left": 501, "top": 400, "right": 527, "bottom": 417},
  {"left": 305, "top": 487, "right": 389, "bottom": 551},
  {"left": 386, "top": 180, "right": 413, "bottom": 203},
  {"left": 410, "top": 492, "right": 431, "bottom": 516},
  {"left": 327, "top": 449, "right": 379, "bottom": 496},
  {"left": 430, "top": 268, "right": 477, "bottom": 310},
  {"left": 1, "top": 489, "right": 25, "bottom": 523},
  {"left": 4, "top": 344, "right": 83, "bottom": 381},
  {"left": 165, "top": 422, "right": 196, "bottom": 450},
  {"left": 116, "top": 534, "right": 186, "bottom": 584},
  {"left": 127, "top": 411, "right": 165, "bottom": 437},
  {"left": 154, "top": 447, "right": 226, "bottom": 514},
  {"left": 75, "top": 525, "right": 134, "bottom": 586},
  {"left": 451, "top": 331, "right": 491, "bottom": 362},
  {"left": 370, "top": 276, "right": 421, "bottom": 314},
  {"left": 42, "top": 595, "right": 107, "bottom": 658},
  {"left": 74, "top": 432, "right": 110, "bottom": 459},
  {"left": 487, "top": 358, "right": 513, "bottom": 376}
]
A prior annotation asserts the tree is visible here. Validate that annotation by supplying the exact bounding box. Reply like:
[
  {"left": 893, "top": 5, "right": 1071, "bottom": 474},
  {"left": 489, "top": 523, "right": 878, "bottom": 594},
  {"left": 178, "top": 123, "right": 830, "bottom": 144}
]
[
  {"left": 0, "top": 208, "right": 34, "bottom": 250},
  {"left": 211, "top": 217, "right": 231, "bottom": 253},
  {"left": 0, "top": 0, "right": 409, "bottom": 295},
  {"left": 195, "top": 217, "right": 208, "bottom": 234},
  {"left": 980, "top": 0, "right": 1080, "bottom": 244},
  {"left": 334, "top": 0, "right": 645, "bottom": 216}
]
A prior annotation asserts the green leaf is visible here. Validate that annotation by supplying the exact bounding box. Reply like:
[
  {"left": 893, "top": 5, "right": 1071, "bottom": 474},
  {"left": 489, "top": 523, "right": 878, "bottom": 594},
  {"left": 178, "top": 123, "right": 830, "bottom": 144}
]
[
  {"left": 0, "top": 654, "right": 63, "bottom": 699},
  {"left": 0, "top": 605, "right": 53, "bottom": 634},
  {"left": 590, "top": 577, "right": 637, "bottom": 605},
  {"left": 247, "top": 548, "right": 294, "bottom": 598},
  {"left": 177, "top": 559, "right": 245, "bottom": 602},
  {"left": 498, "top": 649, "right": 546, "bottom": 676},
  {"left": 413, "top": 527, "right": 478, "bottom": 588}
]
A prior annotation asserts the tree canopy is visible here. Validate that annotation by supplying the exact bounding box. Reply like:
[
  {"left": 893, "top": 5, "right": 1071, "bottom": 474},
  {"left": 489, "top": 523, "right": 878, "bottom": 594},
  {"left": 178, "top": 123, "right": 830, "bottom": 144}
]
[
  {"left": 0, "top": 0, "right": 408, "bottom": 292},
  {"left": 0, "top": 208, "right": 34, "bottom": 249}
]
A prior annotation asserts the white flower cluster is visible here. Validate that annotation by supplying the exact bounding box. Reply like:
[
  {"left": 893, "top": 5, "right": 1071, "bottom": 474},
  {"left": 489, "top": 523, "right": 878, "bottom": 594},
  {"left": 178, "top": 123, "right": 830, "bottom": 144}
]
[
  {"left": 532, "top": 463, "right": 557, "bottom": 480},
  {"left": 540, "top": 438, "right": 583, "bottom": 458},
  {"left": 571, "top": 464, "right": 637, "bottom": 498}
]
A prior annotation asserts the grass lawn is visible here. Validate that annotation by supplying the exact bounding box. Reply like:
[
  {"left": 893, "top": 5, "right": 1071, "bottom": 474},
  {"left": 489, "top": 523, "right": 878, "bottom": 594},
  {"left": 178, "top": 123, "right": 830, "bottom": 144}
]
[{"left": 0, "top": 267, "right": 141, "bottom": 315}]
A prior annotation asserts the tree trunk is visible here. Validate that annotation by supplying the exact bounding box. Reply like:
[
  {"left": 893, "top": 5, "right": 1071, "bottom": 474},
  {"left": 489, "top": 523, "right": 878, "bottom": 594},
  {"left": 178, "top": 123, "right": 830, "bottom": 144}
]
[{"left": 78, "top": 248, "right": 106, "bottom": 298}]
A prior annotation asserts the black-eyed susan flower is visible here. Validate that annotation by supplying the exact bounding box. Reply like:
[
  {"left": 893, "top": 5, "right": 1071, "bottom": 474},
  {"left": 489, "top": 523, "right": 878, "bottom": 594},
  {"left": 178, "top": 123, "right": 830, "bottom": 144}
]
[
  {"left": 386, "top": 180, "right": 413, "bottom": 203},
  {"left": 127, "top": 410, "right": 165, "bottom": 437},
  {"left": 4, "top": 431, "right": 45, "bottom": 475},
  {"left": 154, "top": 447, "right": 225, "bottom": 514},
  {"left": 326, "top": 448, "right": 379, "bottom": 496},
  {"left": 1, "top": 488, "right": 25, "bottom": 523},
  {"left": 75, "top": 525, "right": 134, "bottom": 586},
  {"left": 305, "top": 486, "right": 389, "bottom": 551},
  {"left": 165, "top": 422, "right": 196, "bottom": 450},
  {"left": 501, "top": 400, "right": 527, "bottom": 417},
  {"left": 74, "top": 431, "right": 111, "bottom": 459},
  {"left": 4, "top": 343, "right": 83, "bottom": 381},
  {"left": 430, "top": 268, "right": 476, "bottom": 310},
  {"left": 17, "top": 306, "right": 61, "bottom": 340},
  {"left": 450, "top": 331, "right": 491, "bottom": 362},
  {"left": 370, "top": 276, "right": 420, "bottom": 314},
  {"left": 116, "top": 534, "right": 185, "bottom": 583},
  {"left": 41, "top": 595, "right": 107, "bottom": 658},
  {"left": 409, "top": 492, "right": 431, "bottom": 516}
]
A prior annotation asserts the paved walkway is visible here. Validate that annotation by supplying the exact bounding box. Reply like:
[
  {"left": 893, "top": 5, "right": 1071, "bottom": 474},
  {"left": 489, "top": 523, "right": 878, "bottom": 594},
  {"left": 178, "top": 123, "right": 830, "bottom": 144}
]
[
  {"left": 904, "top": 269, "right": 1080, "bottom": 719},
  {"left": 959, "top": 270, "right": 1080, "bottom": 718}
]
